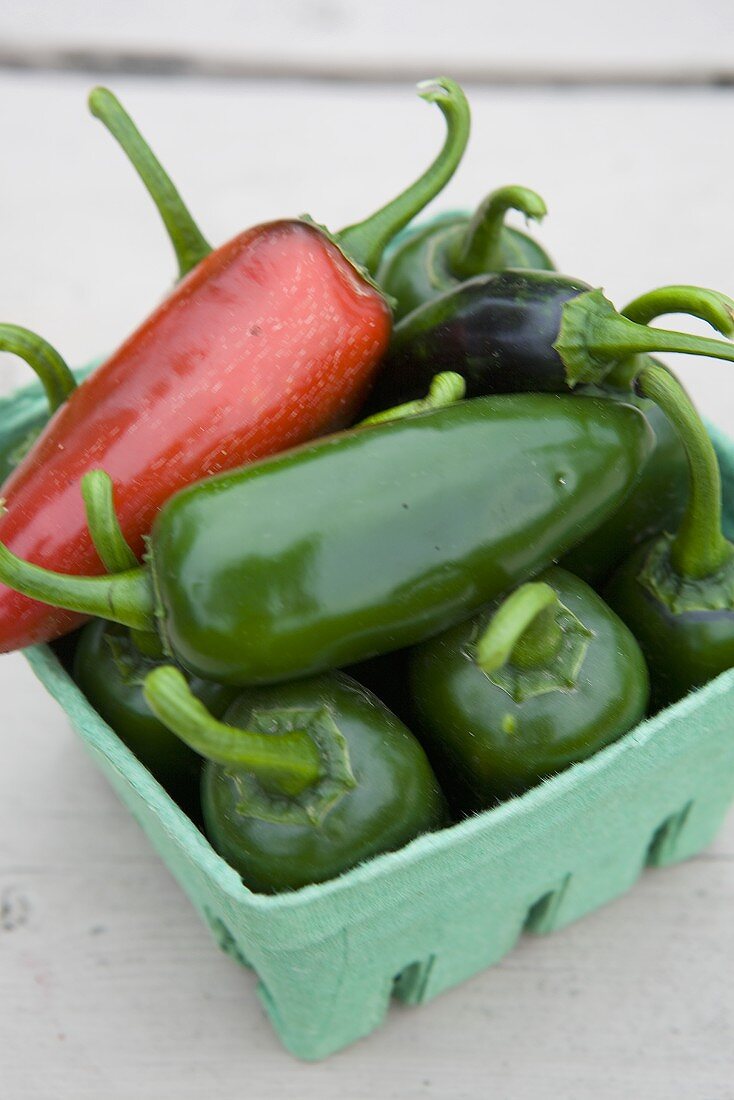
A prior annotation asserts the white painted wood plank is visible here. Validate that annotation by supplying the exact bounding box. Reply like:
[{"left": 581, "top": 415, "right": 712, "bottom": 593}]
[
  {"left": 0, "top": 74, "right": 733, "bottom": 1096},
  {"left": 1, "top": 0, "right": 733, "bottom": 81}
]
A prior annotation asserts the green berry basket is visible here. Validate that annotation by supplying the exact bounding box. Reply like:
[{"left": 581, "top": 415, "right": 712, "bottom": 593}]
[{"left": 6, "top": 370, "right": 734, "bottom": 1061}]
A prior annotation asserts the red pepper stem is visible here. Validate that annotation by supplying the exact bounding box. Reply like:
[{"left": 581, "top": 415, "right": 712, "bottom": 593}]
[
  {"left": 637, "top": 364, "right": 732, "bottom": 580},
  {"left": 143, "top": 666, "right": 321, "bottom": 797},
  {"left": 88, "top": 87, "right": 212, "bottom": 280},
  {"left": 556, "top": 289, "right": 734, "bottom": 389},
  {"left": 453, "top": 185, "right": 547, "bottom": 279},
  {"left": 621, "top": 286, "right": 734, "bottom": 333},
  {"left": 0, "top": 324, "right": 76, "bottom": 414},
  {"left": 335, "top": 78, "right": 470, "bottom": 276},
  {"left": 0, "top": 541, "right": 155, "bottom": 632},
  {"left": 476, "top": 583, "right": 563, "bottom": 674},
  {"left": 359, "top": 371, "right": 465, "bottom": 426}
]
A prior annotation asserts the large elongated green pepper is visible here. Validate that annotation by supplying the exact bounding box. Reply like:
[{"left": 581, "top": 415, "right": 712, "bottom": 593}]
[{"left": 0, "top": 395, "right": 652, "bottom": 685}]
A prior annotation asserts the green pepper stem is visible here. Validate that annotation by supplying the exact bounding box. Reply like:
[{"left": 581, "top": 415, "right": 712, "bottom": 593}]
[
  {"left": 556, "top": 288, "right": 734, "bottom": 389},
  {"left": 0, "top": 540, "right": 155, "bottom": 632},
  {"left": 81, "top": 470, "right": 138, "bottom": 573},
  {"left": 359, "top": 371, "right": 465, "bottom": 426},
  {"left": 0, "top": 324, "right": 76, "bottom": 414},
  {"left": 453, "top": 185, "right": 547, "bottom": 279},
  {"left": 636, "top": 364, "right": 732, "bottom": 579},
  {"left": 143, "top": 666, "right": 321, "bottom": 798},
  {"left": 336, "top": 78, "right": 470, "bottom": 276},
  {"left": 621, "top": 286, "right": 734, "bottom": 333},
  {"left": 607, "top": 286, "right": 734, "bottom": 389},
  {"left": 476, "top": 582, "right": 563, "bottom": 673},
  {"left": 88, "top": 87, "right": 212, "bottom": 280},
  {"left": 81, "top": 469, "right": 163, "bottom": 656}
]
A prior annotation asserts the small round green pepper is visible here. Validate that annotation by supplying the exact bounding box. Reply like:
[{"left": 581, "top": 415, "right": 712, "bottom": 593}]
[
  {"left": 378, "top": 186, "right": 552, "bottom": 321},
  {"left": 143, "top": 668, "right": 448, "bottom": 894},
  {"left": 408, "top": 567, "right": 649, "bottom": 809}
]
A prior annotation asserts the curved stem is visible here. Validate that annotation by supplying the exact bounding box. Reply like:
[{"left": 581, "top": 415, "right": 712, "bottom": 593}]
[
  {"left": 336, "top": 78, "right": 470, "bottom": 275},
  {"left": 81, "top": 469, "right": 163, "bottom": 656},
  {"left": 453, "top": 185, "right": 547, "bottom": 279},
  {"left": 143, "top": 666, "right": 321, "bottom": 798},
  {"left": 0, "top": 540, "right": 155, "bottom": 632},
  {"left": 88, "top": 87, "right": 212, "bottom": 279},
  {"left": 476, "top": 582, "right": 562, "bottom": 673},
  {"left": 359, "top": 371, "right": 465, "bottom": 426},
  {"left": 636, "top": 364, "right": 732, "bottom": 579},
  {"left": 81, "top": 470, "right": 138, "bottom": 573},
  {"left": 557, "top": 288, "right": 734, "bottom": 389},
  {"left": 622, "top": 286, "right": 734, "bottom": 333},
  {"left": 0, "top": 324, "right": 76, "bottom": 413}
]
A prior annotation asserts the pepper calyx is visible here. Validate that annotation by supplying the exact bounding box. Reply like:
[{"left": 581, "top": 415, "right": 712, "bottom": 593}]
[
  {"left": 480, "top": 604, "right": 593, "bottom": 703},
  {"left": 228, "top": 703, "right": 357, "bottom": 827},
  {"left": 638, "top": 534, "right": 734, "bottom": 615},
  {"left": 473, "top": 580, "right": 594, "bottom": 703},
  {"left": 557, "top": 287, "right": 734, "bottom": 390}
]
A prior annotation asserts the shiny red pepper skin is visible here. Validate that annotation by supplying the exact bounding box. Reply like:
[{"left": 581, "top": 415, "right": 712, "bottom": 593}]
[{"left": 0, "top": 220, "right": 391, "bottom": 651}]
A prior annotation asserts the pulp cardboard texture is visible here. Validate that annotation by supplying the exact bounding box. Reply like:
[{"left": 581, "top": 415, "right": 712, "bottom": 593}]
[{"left": 5, "top": 372, "right": 734, "bottom": 1060}]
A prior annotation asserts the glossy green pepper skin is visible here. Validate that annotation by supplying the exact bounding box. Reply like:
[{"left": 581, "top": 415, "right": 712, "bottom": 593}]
[
  {"left": 408, "top": 567, "right": 649, "bottom": 809},
  {"left": 73, "top": 619, "right": 238, "bottom": 810},
  {"left": 560, "top": 377, "right": 688, "bottom": 585},
  {"left": 377, "top": 188, "right": 553, "bottom": 322},
  {"left": 367, "top": 282, "right": 734, "bottom": 587},
  {"left": 603, "top": 365, "right": 734, "bottom": 711},
  {"left": 0, "top": 395, "right": 655, "bottom": 686},
  {"left": 149, "top": 395, "right": 653, "bottom": 685},
  {"left": 173, "top": 672, "right": 447, "bottom": 894},
  {"left": 604, "top": 541, "right": 734, "bottom": 712}
]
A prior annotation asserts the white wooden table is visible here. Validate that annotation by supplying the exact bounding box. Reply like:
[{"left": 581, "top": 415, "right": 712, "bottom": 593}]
[{"left": 1, "top": 8, "right": 733, "bottom": 1096}]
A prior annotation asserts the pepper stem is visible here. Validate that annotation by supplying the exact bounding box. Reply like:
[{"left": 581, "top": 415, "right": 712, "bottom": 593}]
[
  {"left": 336, "top": 78, "right": 470, "bottom": 276},
  {"left": 0, "top": 324, "right": 76, "bottom": 413},
  {"left": 453, "top": 185, "right": 547, "bottom": 279},
  {"left": 621, "top": 286, "right": 734, "bottom": 333},
  {"left": 143, "top": 666, "right": 321, "bottom": 798},
  {"left": 636, "top": 364, "right": 733, "bottom": 579},
  {"left": 606, "top": 286, "right": 734, "bottom": 389},
  {"left": 88, "top": 87, "right": 212, "bottom": 279},
  {"left": 359, "top": 371, "right": 465, "bottom": 426},
  {"left": 81, "top": 469, "right": 163, "bottom": 656},
  {"left": 81, "top": 470, "right": 138, "bottom": 573},
  {"left": 556, "top": 288, "right": 734, "bottom": 389},
  {"left": 476, "top": 583, "right": 562, "bottom": 673},
  {"left": 0, "top": 540, "right": 155, "bottom": 632}
]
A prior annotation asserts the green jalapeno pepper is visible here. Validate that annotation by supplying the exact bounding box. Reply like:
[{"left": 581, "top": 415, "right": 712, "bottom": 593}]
[
  {"left": 408, "top": 566, "right": 649, "bottom": 810},
  {"left": 0, "top": 395, "right": 653, "bottom": 685},
  {"left": 561, "top": 287, "right": 734, "bottom": 583},
  {"left": 377, "top": 186, "right": 552, "bottom": 321},
  {"left": 73, "top": 619, "right": 238, "bottom": 813},
  {"left": 69, "top": 470, "right": 239, "bottom": 811},
  {"left": 143, "top": 666, "right": 447, "bottom": 893},
  {"left": 604, "top": 364, "right": 734, "bottom": 710},
  {"left": 367, "top": 281, "right": 734, "bottom": 584}
]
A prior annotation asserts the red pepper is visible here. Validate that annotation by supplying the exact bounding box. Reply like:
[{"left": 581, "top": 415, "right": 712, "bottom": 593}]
[{"left": 0, "top": 80, "right": 469, "bottom": 652}]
